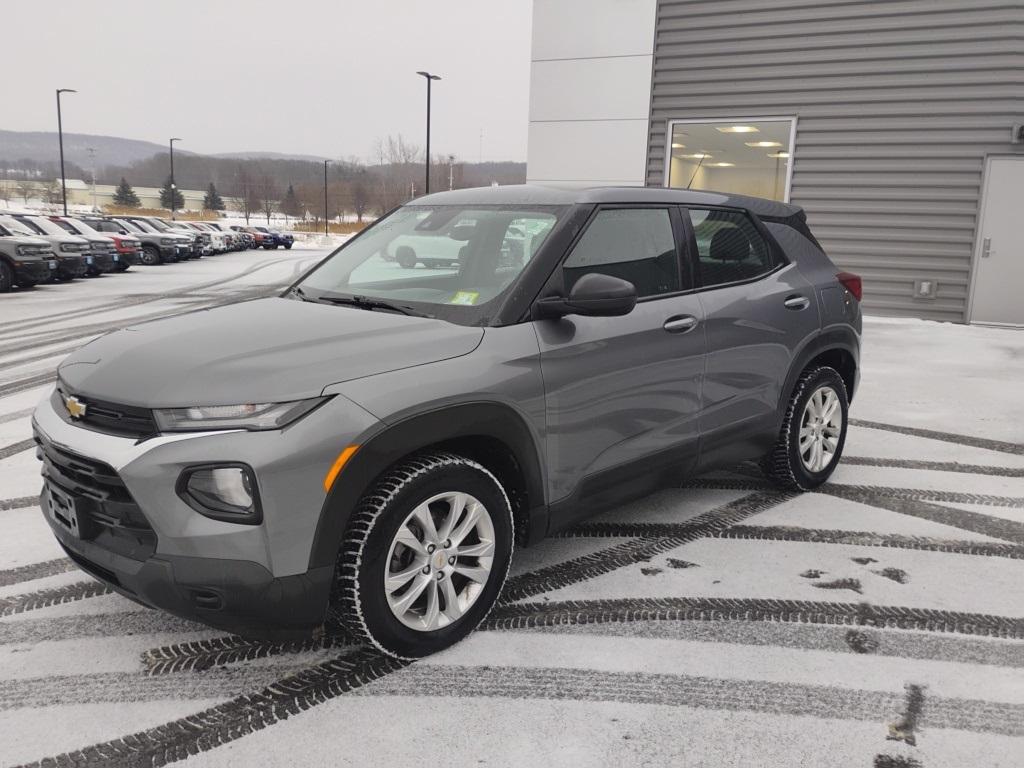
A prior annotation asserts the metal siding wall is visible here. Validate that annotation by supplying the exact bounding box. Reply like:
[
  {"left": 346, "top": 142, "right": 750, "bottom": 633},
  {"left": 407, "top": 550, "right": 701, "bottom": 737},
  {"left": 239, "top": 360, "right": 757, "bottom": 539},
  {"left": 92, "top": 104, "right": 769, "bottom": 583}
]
[{"left": 647, "top": 0, "right": 1024, "bottom": 321}]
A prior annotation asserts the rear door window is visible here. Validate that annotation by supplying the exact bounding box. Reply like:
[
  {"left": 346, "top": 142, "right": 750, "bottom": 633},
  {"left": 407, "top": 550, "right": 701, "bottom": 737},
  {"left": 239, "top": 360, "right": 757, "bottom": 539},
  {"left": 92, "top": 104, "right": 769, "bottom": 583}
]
[{"left": 687, "top": 208, "right": 775, "bottom": 288}]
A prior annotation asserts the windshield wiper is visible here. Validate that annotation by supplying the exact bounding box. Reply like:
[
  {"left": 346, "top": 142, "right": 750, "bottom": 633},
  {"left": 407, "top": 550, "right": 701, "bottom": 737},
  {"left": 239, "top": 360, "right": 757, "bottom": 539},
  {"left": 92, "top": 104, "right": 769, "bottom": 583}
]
[
  {"left": 316, "top": 294, "right": 428, "bottom": 317},
  {"left": 288, "top": 286, "right": 317, "bottom": 302}
]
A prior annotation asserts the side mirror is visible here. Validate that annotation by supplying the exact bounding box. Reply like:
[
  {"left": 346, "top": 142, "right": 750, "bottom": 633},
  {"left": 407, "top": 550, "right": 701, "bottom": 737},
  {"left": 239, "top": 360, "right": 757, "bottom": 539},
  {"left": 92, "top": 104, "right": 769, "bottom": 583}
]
[{"left": 533, "top": 272, "right": 638, "bottom": 319}]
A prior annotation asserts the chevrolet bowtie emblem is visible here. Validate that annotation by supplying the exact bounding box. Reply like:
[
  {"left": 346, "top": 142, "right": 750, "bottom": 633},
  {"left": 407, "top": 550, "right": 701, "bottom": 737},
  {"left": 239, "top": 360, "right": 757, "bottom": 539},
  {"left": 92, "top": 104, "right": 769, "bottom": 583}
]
[{"left": 65, "top": 395, "right": 87, "bottom": 419}]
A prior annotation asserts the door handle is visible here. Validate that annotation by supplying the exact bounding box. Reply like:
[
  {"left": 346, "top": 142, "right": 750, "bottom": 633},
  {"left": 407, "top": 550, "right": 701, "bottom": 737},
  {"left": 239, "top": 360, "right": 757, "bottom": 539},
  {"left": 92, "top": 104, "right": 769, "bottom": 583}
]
[
  {"left": 982, "top": 237, "right": 992, "bottom": 258},
  {"left": 663, "top": 315, "right": 698, "bottom": 333},
  {"left": 784, "top": 295, "right": 810, "bottom": 310}
]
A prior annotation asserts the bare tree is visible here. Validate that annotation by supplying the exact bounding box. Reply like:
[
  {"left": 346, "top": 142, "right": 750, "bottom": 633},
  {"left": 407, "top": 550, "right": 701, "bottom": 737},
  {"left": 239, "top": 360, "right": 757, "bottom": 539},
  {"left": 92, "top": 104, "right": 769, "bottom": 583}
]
[
  {"left": 259, "top": 175, "right": 279, "bottom": 225},
  {"left": 42, "top": 180, "right": 62, "bottom": 205},
  {"left": 15, "top": 179, "right": 35, "bottom": 204},
  {"left": 232, "top": 166, "right": 260, "bottom": 224}
]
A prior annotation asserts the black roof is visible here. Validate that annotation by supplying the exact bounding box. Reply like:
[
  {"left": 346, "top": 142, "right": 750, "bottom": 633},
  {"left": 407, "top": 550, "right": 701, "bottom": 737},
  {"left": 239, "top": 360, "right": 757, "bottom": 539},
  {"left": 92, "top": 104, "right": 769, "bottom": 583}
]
[{"left": 415, "top": 184, "right": 802, "bottom": 219}]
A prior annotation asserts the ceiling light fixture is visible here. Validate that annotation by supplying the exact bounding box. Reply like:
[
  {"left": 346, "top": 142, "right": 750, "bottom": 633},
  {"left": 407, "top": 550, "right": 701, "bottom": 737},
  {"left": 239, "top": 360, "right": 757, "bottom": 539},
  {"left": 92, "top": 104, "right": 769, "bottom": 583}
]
[
  {"left": 716, "top": 125, "right": 759, "bottom": 134},
  {"left": 671, "top": 143, "right": 686, "bottom": 148},
  {"left": 766, "top": 152, "right": 790, "bottom": 158},
  {"left": 745, "top": 141, "right": 782, "bottom": 148},
  {"left": 709, "top": 162, "right": 735, "bottom": 167},
  {"left": 680, "top": 153, "right": 712, "bottom": 159}
]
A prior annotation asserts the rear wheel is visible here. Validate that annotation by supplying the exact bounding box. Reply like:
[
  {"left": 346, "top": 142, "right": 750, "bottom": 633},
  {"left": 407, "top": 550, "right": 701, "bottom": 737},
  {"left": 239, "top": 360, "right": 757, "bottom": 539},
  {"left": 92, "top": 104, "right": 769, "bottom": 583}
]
[
  {"left": 331, "top": 452, "right": 513, "bottom": 659},
  {"left": 761, "top": 366, "right": 848, "bottom": 490}
]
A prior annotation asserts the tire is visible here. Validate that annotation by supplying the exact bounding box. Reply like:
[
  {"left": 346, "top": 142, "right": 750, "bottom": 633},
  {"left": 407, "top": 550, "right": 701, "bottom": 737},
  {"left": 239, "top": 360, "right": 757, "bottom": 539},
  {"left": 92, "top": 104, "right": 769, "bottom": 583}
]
[
  {"left": 0, "top": 261, "right": 13, "bottom": 293},
  {"left": 140, "top": 246, "right": 160, "bottom": 266},
  {"left": 761, "top": 366, "right": 849, "bottom": 491},
  {"left": 332, "top": 452, "right": 514, "bottom": 659},
  {"left": 17, "top": 278, "right": 37, "bottom": 290},
  {"left": 395, "top": 245, "right": 417, "bottom": 269},
  {"left": 284, "top": 243, "right": 292, "bottom": 250}
]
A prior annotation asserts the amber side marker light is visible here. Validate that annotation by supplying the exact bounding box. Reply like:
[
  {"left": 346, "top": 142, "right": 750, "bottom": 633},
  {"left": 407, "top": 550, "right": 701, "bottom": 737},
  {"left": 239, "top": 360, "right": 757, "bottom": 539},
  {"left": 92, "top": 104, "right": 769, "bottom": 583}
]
[{"left": 324, "top": 445, "right": 360, "bottom": 492}]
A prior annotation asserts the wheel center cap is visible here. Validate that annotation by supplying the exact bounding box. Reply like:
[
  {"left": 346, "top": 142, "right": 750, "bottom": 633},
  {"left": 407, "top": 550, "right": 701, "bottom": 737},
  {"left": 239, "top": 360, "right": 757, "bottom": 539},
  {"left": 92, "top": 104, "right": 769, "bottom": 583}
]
[{"left": 432, "top": 550, "right": 448, "bottom": 571}]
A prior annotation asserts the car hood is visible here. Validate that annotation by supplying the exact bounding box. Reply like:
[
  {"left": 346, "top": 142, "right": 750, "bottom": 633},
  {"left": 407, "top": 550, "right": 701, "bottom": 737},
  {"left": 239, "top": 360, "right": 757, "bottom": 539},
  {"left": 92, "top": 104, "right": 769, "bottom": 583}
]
[
  {"left": 1, "top": 235, "right": 51, "bottom": 248},
  {"left": 58, "top": 297, "right": 484, "bottom": 408}
]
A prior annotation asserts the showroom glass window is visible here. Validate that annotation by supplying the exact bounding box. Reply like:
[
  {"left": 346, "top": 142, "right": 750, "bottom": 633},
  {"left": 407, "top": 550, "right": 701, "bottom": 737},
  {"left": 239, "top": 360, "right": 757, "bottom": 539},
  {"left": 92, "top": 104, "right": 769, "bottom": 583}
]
[
  {"left": 687, "top": 208, "right": 775, "bottom": 287},
  {"left": 666, "top": 119, "right": 794, "bottom": 201},
  {"left": 562, "top": 208, "right": 681, "bottom": 298}
]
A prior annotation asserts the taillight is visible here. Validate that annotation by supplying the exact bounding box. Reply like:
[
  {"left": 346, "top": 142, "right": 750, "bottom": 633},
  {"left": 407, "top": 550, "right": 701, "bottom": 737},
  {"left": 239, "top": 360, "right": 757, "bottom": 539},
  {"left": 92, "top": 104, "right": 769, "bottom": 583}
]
[{"left": 837, "top": 271, "right": 862, "bottom": 301}]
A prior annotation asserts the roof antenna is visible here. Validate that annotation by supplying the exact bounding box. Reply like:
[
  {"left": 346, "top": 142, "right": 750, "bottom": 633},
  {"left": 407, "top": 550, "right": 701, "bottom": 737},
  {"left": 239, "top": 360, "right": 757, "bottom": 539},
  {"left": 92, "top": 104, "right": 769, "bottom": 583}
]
[{"left": 686, "top": 153, "right": 707, "bottom": 190}]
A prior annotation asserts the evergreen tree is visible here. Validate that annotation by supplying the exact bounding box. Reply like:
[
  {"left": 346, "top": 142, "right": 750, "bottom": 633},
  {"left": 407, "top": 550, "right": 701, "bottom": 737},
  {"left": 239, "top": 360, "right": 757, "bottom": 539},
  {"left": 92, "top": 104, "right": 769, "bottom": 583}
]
[
  {"left": 202, "top": 182, "right": 225, "bottom": 211},
  {"left": 112, "top": 178, "right": 141, "bottom": 208},
  {"left": 159, "top": 176, "right": 185, "bottom": 210},
  {"left": 279, "top": 184, "right": 301, "bottom": 219}
]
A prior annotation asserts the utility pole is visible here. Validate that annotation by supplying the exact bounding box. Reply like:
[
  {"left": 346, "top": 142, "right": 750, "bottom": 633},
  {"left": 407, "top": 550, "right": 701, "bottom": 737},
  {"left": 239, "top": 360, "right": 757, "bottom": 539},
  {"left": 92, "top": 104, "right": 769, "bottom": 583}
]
[
  {"left": 87, "top": 147, "right": 97, "bottom": 211},
  {"left": 415, "top": 71, "right": 441, "bottom": 195},
  {"left": 169, "top": 138, "right": 182, "bottom": 219},
  {"left": 56, "top": 88, "right": 77, "bottom": 216},
  {"left": 323, "top": 160, "right": 329, "bottom": 236},
  {"left": 448, "top": 154, "right": 455, "bottom": 191}
]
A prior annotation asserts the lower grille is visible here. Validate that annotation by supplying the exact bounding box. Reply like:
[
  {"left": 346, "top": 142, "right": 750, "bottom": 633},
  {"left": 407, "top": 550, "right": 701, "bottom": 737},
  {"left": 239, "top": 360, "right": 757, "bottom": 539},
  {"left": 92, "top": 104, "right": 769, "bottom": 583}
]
[{"left": 35, "top": 429, "right": 157, "bottom": 562}]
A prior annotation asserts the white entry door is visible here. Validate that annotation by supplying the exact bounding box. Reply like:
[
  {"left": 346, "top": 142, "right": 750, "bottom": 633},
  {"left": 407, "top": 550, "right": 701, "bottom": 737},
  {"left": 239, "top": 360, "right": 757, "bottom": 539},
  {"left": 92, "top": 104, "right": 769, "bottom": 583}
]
[{"left": 969, "top": 156, "right": 1024, "bottom": 326}]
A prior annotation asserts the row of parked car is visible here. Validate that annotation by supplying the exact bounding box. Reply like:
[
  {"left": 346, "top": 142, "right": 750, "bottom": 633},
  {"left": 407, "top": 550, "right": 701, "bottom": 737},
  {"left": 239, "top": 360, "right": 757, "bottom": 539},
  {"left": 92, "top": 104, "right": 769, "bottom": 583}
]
[{"left": 0, "top": 213, "right": 296, "bottom": 292}]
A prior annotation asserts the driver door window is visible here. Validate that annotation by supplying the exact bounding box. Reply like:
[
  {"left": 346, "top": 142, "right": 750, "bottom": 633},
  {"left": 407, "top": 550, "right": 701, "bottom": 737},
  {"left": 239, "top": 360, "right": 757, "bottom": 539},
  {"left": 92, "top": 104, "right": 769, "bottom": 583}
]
[{"left": 562, "top": 208, "right": 681, "bottom": 298}]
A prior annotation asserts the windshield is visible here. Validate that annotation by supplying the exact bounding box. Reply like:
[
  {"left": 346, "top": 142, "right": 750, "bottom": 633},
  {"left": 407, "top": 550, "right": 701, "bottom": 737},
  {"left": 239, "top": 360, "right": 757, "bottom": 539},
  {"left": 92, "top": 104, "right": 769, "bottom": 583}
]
[
  {"left": 0, "top": 215, "right": 38, "bottom": 236},
  {"left": 22, "top": 216, "right": 64, "bottom": 236},
  {"left": 296, "top": 204, "right": 564, "bottom": 324},
  {"left": 131, "top": 220, "right": 159, "bottom": 233},
  {"left": 67, "top": 218, "right": 101, "bottom": 235},
  {"left": 145, "top": 218, "right": 172, "bottom": 231}
]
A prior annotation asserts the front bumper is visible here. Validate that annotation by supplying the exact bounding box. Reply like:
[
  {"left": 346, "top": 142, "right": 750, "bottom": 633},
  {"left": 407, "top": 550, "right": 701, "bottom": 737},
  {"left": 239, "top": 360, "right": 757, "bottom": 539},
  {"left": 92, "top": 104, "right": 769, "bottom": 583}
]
[
  {"left": 116, "top": 249, "right": 140, "bottom": 266},
  {"left": 88, "top": 252, "right": 116, "bottom": 273},
  {"left": 15, "top": 259, "right": 56, "bottom": 284},
  {"left": 55, "top": 255, "right": 88, "bottom": 279},
  {"left": 31, "top": 389, "right": 378, "bottom": 636}
]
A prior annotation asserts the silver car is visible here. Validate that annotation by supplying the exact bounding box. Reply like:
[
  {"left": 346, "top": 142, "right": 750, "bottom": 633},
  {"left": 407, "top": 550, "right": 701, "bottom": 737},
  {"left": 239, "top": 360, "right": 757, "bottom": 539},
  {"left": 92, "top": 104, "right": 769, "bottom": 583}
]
[{"left": 32, "top": 185, "right": 861, "bottom": 658}]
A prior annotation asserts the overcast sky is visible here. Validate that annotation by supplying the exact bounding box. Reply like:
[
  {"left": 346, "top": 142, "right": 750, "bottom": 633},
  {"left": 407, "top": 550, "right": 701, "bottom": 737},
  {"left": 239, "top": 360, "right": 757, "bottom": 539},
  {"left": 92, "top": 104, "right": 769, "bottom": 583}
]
[{"left": 3, "top": 0, "right": 532, "bottom": 162}]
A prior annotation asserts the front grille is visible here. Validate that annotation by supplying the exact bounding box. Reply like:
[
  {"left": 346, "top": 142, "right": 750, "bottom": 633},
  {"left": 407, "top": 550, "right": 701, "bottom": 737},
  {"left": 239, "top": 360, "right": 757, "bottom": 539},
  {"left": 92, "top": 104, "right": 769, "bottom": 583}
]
[
  {"left": 55, "top": 385, "right": 158, "bottom": 438},
  {"left": 35, "top": 428, "right": 157, "bottom": 562}
]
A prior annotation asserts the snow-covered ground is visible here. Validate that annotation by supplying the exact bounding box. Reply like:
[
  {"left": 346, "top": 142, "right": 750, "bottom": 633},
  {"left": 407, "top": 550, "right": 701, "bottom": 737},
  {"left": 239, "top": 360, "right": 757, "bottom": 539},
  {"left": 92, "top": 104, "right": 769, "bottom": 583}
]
[{"left": 0, "top": 258, "right": 1021, "bottom": 767}]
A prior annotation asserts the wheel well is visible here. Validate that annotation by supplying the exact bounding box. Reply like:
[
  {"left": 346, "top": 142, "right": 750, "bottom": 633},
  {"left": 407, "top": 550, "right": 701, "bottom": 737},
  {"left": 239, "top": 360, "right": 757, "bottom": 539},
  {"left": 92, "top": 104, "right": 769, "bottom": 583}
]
[
  {"left": 428, "top": 435, "right": 532, "bottom": 545},
  {"left": 804, "top": 348, "right": 857, "bottom": 402}
]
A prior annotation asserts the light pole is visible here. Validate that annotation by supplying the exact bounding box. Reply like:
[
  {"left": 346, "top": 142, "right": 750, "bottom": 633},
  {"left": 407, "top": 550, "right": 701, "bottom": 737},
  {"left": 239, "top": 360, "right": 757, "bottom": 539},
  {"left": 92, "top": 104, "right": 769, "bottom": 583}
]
[
  {"left": 323, "top": 160, "right": 329, "bottom": 236},
  {"left": 56, "top": 88, "right": 76, "bottom": 216},
  {"left": 448, "top": 154, "right": 456, "bottom": 191},
  {"left": 169, "top": 138, "right": 182, "bottom": 219},
  {"left": 415, "top": 71, "right": 441, "bottom": 195}
]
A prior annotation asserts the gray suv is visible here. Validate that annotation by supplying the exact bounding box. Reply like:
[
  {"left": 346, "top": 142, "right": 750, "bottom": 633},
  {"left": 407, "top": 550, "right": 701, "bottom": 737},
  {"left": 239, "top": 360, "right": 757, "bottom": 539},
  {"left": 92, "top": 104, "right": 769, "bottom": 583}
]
[{"left": 32, "top": 186, "right": 861, "bottom": 658}]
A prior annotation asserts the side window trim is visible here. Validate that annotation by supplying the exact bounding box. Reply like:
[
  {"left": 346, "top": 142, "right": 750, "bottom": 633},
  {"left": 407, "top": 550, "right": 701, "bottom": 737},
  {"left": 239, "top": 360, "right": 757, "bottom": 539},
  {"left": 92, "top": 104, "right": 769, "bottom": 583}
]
[{"left": 683, "top": 205, "right": 786, "bottom": 292}]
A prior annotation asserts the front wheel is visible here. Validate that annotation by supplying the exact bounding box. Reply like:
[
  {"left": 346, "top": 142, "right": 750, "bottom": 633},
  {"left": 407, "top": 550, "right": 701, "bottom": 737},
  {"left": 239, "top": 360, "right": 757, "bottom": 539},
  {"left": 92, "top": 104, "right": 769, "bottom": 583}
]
[
  {"left": 0, "top": 261, "right": 13, "bottom": 292},
  {"left": 140, "top": 246, "right": 161, "bottom": 266},
  {"left": 761, "top": 366, "right": 848, "bottom": 490},
  {"left": 331, "top": 452, "right": 513, "bottom": 659}
]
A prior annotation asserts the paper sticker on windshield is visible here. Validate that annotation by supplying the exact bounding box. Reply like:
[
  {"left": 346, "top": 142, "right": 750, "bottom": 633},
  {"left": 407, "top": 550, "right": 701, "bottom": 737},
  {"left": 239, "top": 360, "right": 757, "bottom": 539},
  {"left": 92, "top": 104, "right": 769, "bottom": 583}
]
[{"left": 449, "top": 291, "right": 480, "bottom": 306}]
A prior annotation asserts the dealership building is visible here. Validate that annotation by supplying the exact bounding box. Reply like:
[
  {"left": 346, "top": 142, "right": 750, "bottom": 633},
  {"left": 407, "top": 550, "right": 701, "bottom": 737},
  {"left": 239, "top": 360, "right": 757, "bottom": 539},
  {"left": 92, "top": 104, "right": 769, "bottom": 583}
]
[{"left": 527, "top": 0, "right": 1023, "bottom": 325}]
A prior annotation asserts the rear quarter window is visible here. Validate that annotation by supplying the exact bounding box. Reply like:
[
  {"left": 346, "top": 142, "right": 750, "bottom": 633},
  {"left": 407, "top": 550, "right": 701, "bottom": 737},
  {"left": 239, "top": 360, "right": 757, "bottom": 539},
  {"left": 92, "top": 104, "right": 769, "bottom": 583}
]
[{"left": 688, "top": 208, "right": 775, "bottom": 288}]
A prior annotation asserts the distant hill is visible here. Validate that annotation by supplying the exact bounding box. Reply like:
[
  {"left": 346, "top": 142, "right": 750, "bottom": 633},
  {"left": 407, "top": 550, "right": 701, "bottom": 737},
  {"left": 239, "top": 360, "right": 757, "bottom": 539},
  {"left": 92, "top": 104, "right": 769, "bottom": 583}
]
[
  {"left": 0, "top": 131, "right": 332, "bottom": 168},
  {"left": 0, "top": 130, "right": 184, "bottom": 168},
  {"left": 211, "top": 150, "right": 331, "bottom": 163}
]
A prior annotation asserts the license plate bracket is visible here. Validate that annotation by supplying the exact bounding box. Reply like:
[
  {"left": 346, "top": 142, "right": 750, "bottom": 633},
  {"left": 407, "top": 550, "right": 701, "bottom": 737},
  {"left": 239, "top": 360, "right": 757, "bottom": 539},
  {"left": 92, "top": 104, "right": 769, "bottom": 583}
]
[{"left": 47, "top": 484, "right": 96, "bottom": 540}]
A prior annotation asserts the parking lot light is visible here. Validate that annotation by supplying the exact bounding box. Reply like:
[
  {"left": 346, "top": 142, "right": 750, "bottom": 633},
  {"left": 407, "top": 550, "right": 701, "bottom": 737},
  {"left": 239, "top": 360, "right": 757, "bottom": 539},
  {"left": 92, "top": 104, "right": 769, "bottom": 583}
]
[
  {"left": 416, "top": 71, "right": 441, "bottom": 195},
  {"left": 56, "top": 89, "right": 77, "bottom": 216},
  {"left": 324, "top": 159, "right": 329, "bottom": 236}
]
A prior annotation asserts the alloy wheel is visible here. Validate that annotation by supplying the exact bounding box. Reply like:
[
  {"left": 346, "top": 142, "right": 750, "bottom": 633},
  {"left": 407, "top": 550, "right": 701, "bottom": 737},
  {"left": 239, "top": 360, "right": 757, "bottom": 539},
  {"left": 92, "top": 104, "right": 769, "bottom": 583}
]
[
  {"left": 384, "top": 491, "right": 495, "bottom": 631},
  {"left": 799, "top": 385, "right": 843, "bottom": 473}
]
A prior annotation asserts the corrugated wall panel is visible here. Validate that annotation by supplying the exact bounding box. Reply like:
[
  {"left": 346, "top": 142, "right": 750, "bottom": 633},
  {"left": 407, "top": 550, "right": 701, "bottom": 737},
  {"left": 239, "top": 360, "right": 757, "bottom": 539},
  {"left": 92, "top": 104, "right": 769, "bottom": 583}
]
[{"left": 647, "top": 0, "right": 1024, "bottom": 322}]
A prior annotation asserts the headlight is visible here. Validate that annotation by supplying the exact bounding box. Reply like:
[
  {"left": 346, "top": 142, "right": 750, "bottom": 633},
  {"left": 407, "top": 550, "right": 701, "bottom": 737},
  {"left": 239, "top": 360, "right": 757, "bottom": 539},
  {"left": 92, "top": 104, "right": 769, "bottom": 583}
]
[
  {"left": 16, "top": 245, "right": 39, "bottom": 256},
  {"left": 60, "top": 243, "right": 85, "bottom": 253},
  {"left": 178, "top": 465, "right": 261, "bottom": 524},
  {"left": 153, "top": 397, "right": 328, "bottom": 432},
  {"left": 161, "top": 237, "right": 175, "bottom": 245}
]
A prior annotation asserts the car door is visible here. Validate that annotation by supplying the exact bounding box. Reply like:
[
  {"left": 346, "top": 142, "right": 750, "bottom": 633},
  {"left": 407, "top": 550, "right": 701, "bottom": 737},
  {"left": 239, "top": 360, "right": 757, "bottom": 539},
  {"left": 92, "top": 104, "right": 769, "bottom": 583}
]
[
  {"left": 685, "top": 206, "right": 820, "bottom": 464},
  {"left": 533, "top": 205, "right": 706, "bottom": 517}
]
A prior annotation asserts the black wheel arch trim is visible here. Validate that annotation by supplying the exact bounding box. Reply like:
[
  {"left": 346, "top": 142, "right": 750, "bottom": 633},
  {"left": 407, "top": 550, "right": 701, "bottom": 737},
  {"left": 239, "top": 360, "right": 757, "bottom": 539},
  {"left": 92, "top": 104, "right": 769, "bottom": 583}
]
[
  {"left": 308, "top": 400, "right": 547, "bottom": 570},
  {"left": 777, "top": 327, "right": 860, "bottom": 431}
]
